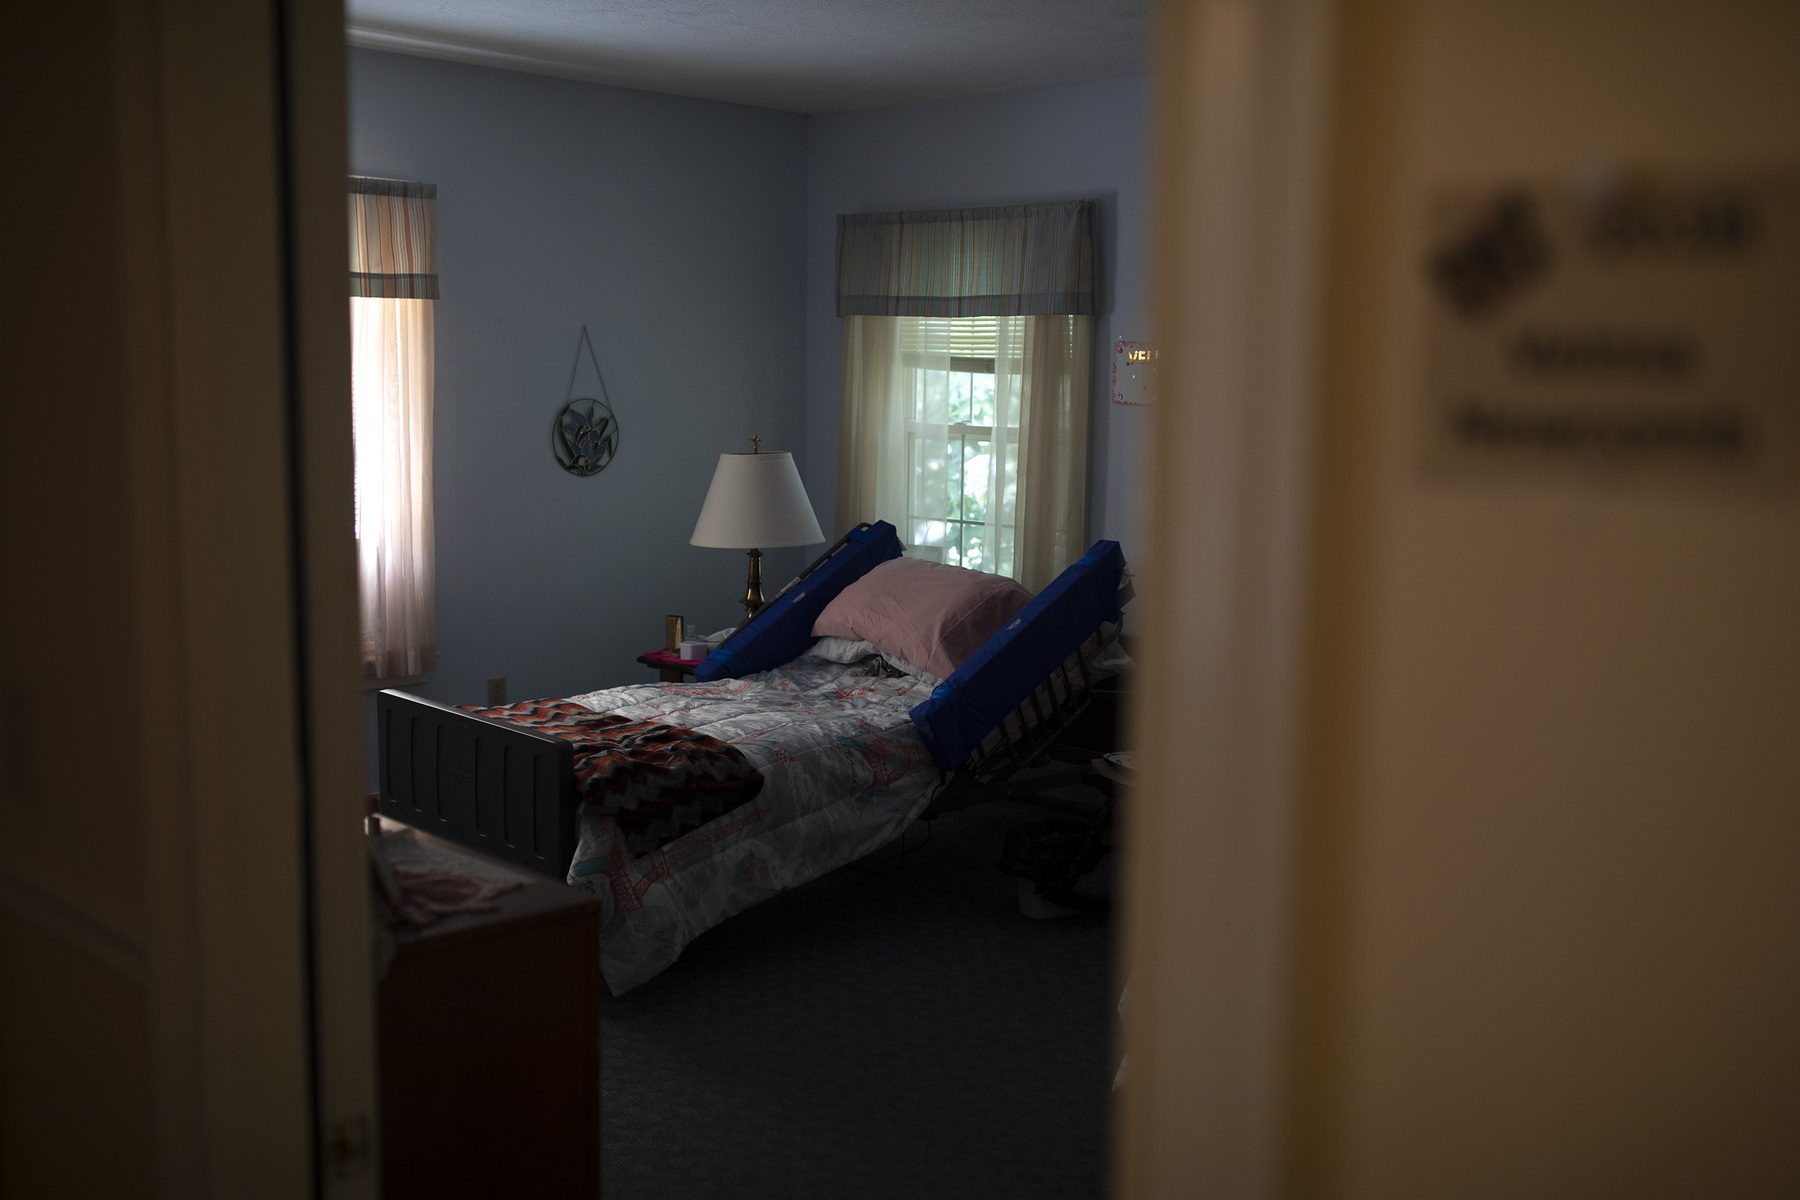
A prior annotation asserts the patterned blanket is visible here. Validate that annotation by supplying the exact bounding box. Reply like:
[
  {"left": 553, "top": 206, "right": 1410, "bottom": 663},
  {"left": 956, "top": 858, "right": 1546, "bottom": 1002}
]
[
  {"left": 564, "top": 659, "right": 945, "bottom": 994},
  {"left": 467, "top": 699, "right": 764, "bottom": 857}
]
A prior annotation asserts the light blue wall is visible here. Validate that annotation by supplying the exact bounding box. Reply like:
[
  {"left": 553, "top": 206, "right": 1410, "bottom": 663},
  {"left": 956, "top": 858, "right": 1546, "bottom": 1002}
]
[
  {"left": 349, "top": 49, "right": 809, "bottom": 778},
  {"left": 802, "top": 78, "right": 1153, "bottom": 567}
]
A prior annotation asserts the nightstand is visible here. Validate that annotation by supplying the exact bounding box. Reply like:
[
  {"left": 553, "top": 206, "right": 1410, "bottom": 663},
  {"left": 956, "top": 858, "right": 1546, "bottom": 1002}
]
[
  {"left": 374, "top": 824, "right": 602, "bottom": 1198},
  {"left": 637, "top": 647, "right": 702, "bottom": 682}
]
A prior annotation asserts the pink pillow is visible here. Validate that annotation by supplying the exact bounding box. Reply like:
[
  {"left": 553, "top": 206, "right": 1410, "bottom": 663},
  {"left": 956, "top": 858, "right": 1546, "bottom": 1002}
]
[{"left": 811, "top": 557, "right": 1033, "bottom": 681}]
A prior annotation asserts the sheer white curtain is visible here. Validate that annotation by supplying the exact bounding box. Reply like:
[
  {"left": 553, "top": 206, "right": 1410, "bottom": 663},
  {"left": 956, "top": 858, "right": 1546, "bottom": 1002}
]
[
  {"left": 835, "top": 202, "right": 1097, "bottom": 591},
  {"left": 1018, "top": 314, "right": 1091, "bottom": 591},
  {"left": 349, "top": 178, "right": 437, "bottom": 678},
  {"left": 837, "top": 311, "right": 1090, "bottom": 591},
  {"left": 837, "top": 314, "right": 907, "bottom": 534},
  {"left": 351, "top": 297, "right": 435, "bottom": 677}
]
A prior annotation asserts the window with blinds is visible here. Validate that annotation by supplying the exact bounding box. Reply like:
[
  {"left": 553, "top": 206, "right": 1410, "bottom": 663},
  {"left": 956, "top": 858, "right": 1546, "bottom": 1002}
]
[
  {"left": 836, "top": 202, "right": 1096, "bottom": 590},
  {"left": 901, "top": 316, "right": 1022, "bottom": 575}
]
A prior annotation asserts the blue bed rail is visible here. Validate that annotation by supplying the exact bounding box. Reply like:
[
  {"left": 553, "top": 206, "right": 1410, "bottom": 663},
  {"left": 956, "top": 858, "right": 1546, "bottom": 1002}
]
[
  {"left": 695, "top": 521, "right": 903, "bottom": 682},
  {"left": 698, "top": 522, "right": 1126, "bottom": 777},
  {"left": 908, "top": 540, "right": 1126, "bottom": 772}
]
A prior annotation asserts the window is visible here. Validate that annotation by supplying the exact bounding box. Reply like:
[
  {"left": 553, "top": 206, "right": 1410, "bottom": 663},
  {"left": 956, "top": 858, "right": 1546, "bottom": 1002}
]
[
  {"left": 900, "top": 317, "right": 1021, "bottom": 576},
  {"left": 834, "top": 201, "right": 1097, "bottom": 592},
  {"left": 348, "top": 178, "right": 438, "bottom": 680}
]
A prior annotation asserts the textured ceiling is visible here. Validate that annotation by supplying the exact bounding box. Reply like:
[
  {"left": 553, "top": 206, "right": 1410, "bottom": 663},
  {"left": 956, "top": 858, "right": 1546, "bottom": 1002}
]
[{"left": 345, "top": 0, "right": 1149, "bottom": 114}]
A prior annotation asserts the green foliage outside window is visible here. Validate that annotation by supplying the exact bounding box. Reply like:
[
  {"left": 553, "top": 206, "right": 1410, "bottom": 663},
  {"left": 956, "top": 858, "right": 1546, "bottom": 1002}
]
[{"left": 908, "top": 357, "right": 1017, "bottom": 577}]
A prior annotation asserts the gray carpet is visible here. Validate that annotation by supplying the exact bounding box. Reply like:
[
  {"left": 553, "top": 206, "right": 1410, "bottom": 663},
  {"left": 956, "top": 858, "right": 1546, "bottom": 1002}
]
[{"left": 599, "top": 799, "right": 1117, "bottom": 1199}]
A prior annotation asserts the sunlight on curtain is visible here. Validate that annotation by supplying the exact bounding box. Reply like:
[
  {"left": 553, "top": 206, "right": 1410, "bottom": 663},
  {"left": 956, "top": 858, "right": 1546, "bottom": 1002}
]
[
  {"left": 836, "top": 202, "right": 1096, "bottom": 591},
  {"left": 1018, "top": 314, "right": 1091, "bottom": 591},
  {"left": 349, "top": 178, "right": 437, "bottom": 678},
  {"left": 837, "top": 315, "right": 909, "bottom": 539},
  {"left": 350, "top": 297, "right": 435, "bottom": 677},
  {"left": 838, "top": 313, "right": 1088, "bottom": 590}
]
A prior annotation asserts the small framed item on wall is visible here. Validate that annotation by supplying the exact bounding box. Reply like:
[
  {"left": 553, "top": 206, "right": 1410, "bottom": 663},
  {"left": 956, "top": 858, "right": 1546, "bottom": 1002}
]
[
  {"left": 1111, "top": 338, "right": 1158, "bottom": 406},
  {"left": 552, "top": 325, "right": 621, "bottom": 477}
]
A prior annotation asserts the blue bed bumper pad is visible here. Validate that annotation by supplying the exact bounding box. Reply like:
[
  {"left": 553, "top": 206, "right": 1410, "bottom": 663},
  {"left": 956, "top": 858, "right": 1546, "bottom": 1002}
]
[
  {"left": 908, "top": 540, "right": 1126, "bottom": 772},
  {"left": 695, "top": 521, "right": 904, "bottom": 682}
]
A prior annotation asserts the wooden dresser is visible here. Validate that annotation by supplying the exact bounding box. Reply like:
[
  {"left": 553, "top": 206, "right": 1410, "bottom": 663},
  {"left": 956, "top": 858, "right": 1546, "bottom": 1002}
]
[{"left": 374, "top": 825, "right": 603, "bottom": 1197}]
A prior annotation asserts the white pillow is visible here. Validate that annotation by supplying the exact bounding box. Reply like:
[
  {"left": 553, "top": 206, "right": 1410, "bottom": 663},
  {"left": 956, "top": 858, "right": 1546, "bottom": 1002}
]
[
  {"left": 803, "top": 636, "right": 884, "bottom": 663},
  {"left": 803, "top": 636, "right": 941, "bottom": 684}
]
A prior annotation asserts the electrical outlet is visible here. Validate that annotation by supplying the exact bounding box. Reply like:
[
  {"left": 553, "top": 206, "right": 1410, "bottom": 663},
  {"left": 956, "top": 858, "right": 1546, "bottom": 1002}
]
[{"left": 486, "top": 677, "right": 506, "bottom": 706}]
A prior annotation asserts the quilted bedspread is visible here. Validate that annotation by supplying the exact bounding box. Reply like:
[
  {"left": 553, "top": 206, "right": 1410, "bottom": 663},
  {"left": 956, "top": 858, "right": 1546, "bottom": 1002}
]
[
  {"left": 466, "top": 699, "right": 764, "bottom": 858},
  {"left": 563, "top": 656, "right": 946, "bottom": 994}
]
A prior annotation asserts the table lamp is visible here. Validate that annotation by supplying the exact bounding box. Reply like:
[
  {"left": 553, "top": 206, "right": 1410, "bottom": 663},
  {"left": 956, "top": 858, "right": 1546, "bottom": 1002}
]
[{"left": 691, "top": 436, "right": 825, "bottom": 622}]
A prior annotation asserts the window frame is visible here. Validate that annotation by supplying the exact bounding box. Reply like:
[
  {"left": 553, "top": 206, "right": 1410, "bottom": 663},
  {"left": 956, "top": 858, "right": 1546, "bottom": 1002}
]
[{"left": 900, "top": 349, "right": 1020, "bottom": 575}]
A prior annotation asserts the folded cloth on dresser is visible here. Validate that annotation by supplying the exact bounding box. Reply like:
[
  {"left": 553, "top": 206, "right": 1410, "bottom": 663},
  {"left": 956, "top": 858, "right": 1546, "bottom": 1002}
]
[
  {"left": 467, "top": 699, "right": 765, "bottom": 856},
  {"left": 373, "top": 825, "right": 526, "bottom": 928}
]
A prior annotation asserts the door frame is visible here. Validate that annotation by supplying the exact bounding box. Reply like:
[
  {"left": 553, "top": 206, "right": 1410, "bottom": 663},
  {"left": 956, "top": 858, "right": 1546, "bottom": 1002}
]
[
  {"left": 145, "top": 0, "right": 376, "bottom": 1192},
  {"left": 1117, "top": 1, "right": 1337, "bottom": 1195}
]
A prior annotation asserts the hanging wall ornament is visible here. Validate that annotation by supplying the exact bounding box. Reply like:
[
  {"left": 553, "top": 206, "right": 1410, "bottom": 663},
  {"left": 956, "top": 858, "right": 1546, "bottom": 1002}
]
[{"left": 552, "top": 325, "right": 621, "bottom": 477}]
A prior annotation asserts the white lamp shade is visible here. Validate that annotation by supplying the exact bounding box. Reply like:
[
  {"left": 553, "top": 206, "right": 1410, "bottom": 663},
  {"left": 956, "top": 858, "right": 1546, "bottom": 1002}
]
[{"left": 690, "top": 450, "right": 825, "bottom": 549}]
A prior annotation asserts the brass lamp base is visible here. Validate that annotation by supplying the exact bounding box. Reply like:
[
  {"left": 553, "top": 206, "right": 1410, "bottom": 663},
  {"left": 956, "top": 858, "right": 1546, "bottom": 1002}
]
[{"left": 739, "top": 548, "right": 765, "bottom": 622}]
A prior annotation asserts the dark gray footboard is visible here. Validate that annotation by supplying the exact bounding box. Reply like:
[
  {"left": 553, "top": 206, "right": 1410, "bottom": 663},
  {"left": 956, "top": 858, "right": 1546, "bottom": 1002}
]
[{"left": 377, "top": 689, "right": 580, "bottom": 879}]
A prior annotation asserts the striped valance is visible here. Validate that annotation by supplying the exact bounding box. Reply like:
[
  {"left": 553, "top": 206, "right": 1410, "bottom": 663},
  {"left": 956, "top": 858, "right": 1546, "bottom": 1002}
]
[
  {"left": 348, "top": 177, "right": 439, "bottom": 300},
  {"left": 836, "top": 200, "right": 1097, "bottom": 318}
]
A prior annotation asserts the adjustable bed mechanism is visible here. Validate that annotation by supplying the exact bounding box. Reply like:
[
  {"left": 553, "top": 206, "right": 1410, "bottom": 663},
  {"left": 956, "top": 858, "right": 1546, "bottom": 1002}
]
[{"left": 920, "top": 623, "right": 1120, "bottom": 820}]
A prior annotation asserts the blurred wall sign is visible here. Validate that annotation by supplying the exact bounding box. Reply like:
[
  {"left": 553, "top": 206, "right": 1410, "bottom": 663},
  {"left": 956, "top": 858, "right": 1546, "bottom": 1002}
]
[
  {"left": 1422, "top": 170, "right": 1800, "bottom": 483},
  {"left": 1112, "top": 338, "right": 1158, "bottom": 406}
]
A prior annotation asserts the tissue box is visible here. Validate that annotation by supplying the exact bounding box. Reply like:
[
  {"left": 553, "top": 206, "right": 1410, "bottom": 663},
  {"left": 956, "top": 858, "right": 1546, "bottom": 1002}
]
[{"left": 678, "top": 638, "right": 710, "bottom": 660}]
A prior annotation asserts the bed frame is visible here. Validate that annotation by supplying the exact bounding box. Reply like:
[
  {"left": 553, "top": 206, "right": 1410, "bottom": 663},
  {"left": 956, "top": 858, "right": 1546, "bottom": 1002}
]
[
  {"left": 919, "top": 625, "right": 1120, "bottom": 818},
  {"left": 376, "top": 691, "right": 581, "bottom": 876},
  {"left": 377, "top": 530, "right": 1125, "bottom": 880}
]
